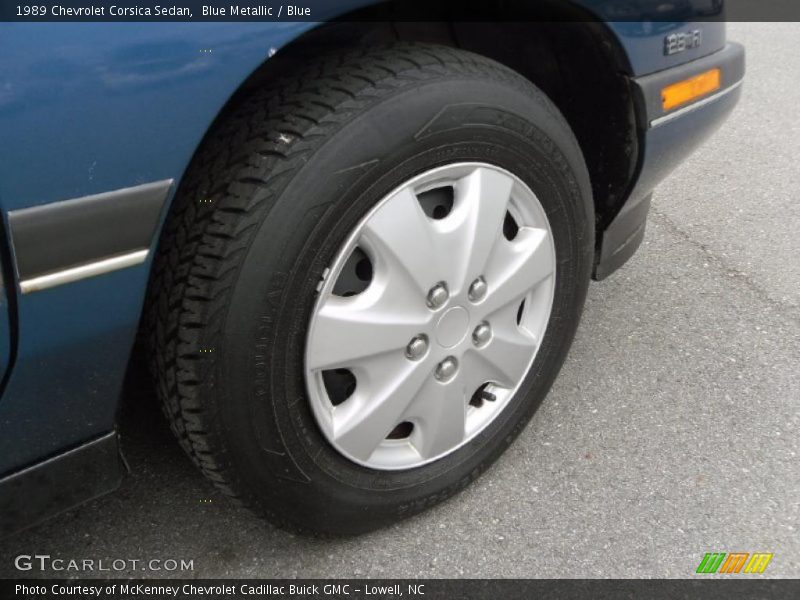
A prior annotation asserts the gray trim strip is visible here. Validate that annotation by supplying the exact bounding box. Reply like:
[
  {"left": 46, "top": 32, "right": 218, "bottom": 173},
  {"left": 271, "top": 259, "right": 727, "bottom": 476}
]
[
  {"left": 650, "top": 79, "right": 744, "bottom": 128},
  {"left": 9, "top": 180, "right": 171, "bottom": 279},
  {"left": 8, "top": 179, "right": 172, "bottom": 290},
  {"left": 19, "top": 249, "right": 149, "bottom": 294}
]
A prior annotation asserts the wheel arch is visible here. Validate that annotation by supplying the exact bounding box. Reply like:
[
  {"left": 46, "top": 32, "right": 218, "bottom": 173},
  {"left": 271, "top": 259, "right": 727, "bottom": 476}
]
[{"left": 150, "top": 10, "right": 638, "bottom": 286}]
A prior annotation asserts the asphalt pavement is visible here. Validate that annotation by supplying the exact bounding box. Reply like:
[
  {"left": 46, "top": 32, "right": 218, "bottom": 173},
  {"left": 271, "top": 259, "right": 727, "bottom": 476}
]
[{"left": 1, "top": 23, "right": 798, "bottom": 579}]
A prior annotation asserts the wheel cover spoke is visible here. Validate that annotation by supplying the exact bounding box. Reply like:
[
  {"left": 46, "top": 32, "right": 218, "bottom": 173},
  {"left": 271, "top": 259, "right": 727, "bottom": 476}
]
[
  {"left": 332, "top": 355, "right": 430, "bottom": 461},
  {"left": 305, "top": 163, "right": 556, "bottom": 470},
  {"left": 439, "top": 166, "right": 515, "bottom": 292},
  {"left": 361, "top": 187, "right": 442, "bottom": 296},
  {"left": 469, "top": 317, "right": 538, "bottom": 388},
  {"left": 481, "top": 226, "right": 555, "bottom": 317},
  {"left": 306, "top": 288, "right": 428, "bottom": 371},
  {"left": 406, "top": 376, "right": 469, "bottom": 459}
]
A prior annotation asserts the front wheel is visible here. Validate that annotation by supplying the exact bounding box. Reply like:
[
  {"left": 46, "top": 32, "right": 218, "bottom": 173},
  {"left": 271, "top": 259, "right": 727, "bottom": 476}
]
[{"left": 147, "top": 43, "right": 594, "bottom": 535}]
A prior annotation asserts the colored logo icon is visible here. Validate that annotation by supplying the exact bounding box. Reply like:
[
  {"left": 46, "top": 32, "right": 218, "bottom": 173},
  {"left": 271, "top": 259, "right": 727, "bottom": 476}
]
[{"left": 696, "top": 552, "right": 773, "bottom": 574}]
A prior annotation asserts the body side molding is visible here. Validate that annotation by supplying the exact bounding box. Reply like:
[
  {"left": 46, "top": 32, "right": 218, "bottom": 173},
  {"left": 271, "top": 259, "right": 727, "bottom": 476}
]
[{"left": 9, "top": 180, "right": 173, "bottom": 293}]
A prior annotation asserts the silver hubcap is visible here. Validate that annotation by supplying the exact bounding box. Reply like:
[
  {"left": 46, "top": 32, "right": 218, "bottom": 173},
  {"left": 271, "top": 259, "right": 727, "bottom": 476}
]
[{"left": 305, "top": 163, "right": 556, "bottom": 470}]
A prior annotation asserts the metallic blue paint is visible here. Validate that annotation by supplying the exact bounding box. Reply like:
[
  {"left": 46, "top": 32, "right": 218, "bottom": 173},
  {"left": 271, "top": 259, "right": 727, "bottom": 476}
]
[
  {"left": 0, "top": 3, "right": 732, "bottom": 477},
  {"left": 0, "top": 23, "right": 317, "bottom": 210},
  {"left": 0, "top": 22, "right": 318, "bottom": 472},
  {"left": 608, "top": 21, "right": 725, "bottom": 73}
]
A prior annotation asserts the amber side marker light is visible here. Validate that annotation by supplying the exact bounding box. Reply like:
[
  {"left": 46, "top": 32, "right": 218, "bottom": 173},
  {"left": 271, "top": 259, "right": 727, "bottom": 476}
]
[{"left": 662, "top": 68, "right": 721, "bottom": 111}]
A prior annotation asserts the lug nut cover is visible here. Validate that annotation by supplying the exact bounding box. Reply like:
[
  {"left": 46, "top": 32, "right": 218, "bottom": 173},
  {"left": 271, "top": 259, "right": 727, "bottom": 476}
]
[
  {"left": 405, "top": 335, "right": 429, "bottom": 360},
  {"left": 435, "top": 356, "right": 458, "bottom": 381},
  {"left": 468, "top": 277, "right": 487, "bottom": 302},
  {"left": 426, "top": 282, "right": 449, "bottom": 309},
  {"left": 472, "top": 322, "right": 492, "bottom": 346}
]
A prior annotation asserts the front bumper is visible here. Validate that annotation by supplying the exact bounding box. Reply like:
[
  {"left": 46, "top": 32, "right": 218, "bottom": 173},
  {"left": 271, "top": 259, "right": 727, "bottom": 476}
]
[{"left": 593, "top": 42, "right": 745, "bottom": 280}]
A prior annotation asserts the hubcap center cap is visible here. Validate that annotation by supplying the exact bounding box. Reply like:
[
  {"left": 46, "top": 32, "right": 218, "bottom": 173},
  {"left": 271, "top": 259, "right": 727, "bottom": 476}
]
[{"left": 435, "top": 306, "right": 470, "bottom": 348}]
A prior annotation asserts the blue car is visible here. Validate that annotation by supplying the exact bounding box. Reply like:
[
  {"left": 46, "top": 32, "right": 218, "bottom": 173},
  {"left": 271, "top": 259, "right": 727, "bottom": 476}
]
[{"left": 0, "top": 2, "right": 744, "bottom": 536}]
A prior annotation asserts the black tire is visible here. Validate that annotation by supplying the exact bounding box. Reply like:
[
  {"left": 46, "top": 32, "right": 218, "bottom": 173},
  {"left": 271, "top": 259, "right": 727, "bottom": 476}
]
[{"left": 146, "top": 43, "right": 594, "bottom": 535}]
